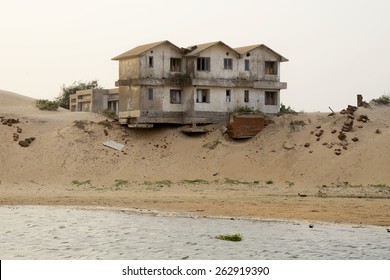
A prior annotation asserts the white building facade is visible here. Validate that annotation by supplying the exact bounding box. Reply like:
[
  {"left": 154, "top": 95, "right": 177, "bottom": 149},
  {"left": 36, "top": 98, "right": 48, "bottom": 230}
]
[{"left": 112, "top": 41, "right": 288, "bottom": 127}]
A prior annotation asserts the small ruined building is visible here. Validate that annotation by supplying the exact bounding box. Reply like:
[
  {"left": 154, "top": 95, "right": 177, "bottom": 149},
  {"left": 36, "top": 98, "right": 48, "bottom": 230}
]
[
  {"left": 112, "top": 40, "right": 288, "bottom": 127},
  {"left": 69, "top": 88, "right": 119, "bottom": 115}
]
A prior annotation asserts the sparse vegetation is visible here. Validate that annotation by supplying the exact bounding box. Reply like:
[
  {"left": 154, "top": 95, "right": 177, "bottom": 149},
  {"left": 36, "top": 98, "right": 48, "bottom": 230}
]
[
  {"left": 102, "top": 108, "right": 117, "bottom": 119},
  {"left": 57, "top": 80, "right": 102, "bottom": 109},
  {"left": 143, "top": 180, "right": 173, "bottom": 186},
  {"left": 224, "top": 178, "right": 251, "bottom": 185},
  {"left": 98, "top": 120, "right": 112, "bottom": 128},
  {"left": 35, "top": 99, "right": 59, "bottom": 111},
  {"left": 115, "top": 179, "right": 128, "bottom": 187},
  {"left": 181, "top": 179, "right": 209, "bottom": 184},
  {"left": 236, "top": 106, "right": 262, "bottom": 113},
  {"left": 279, "top": 103, "right": 296, "bottom": 114},
  {"left": 71, "top": 180, "right": 91, "bottom": 186},
  {"left": 266, "top": 180, "right": 274, "bottom": 185},
  {"left": 372, "top": 94, "right": 390, "bottom": 105},
  {"left": 216, "top": 233, "right": 242, "bottom": 242}
]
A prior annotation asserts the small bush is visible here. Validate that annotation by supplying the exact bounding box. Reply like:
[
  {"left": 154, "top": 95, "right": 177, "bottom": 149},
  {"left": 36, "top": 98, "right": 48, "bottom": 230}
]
[
  {"left": 279, "top": 103, "right": 296, "bottom": 114},
  {"left": 102, "top": 108, "right": 117, "bottom": 119},
  {"left": 216, "top": 233, "right": 242, "bottom": 242},
  {"left": 36, "top": 99, "right": 59, "bottom": 111},
  {"left": 372, "top": 95, "right": 390, "bottom": 105},
  {"left": 115, "top": 179, "right": 128, "bottom": 187},
  {"left": 266, "top": 180, "right": 274, "bottom": 185}
]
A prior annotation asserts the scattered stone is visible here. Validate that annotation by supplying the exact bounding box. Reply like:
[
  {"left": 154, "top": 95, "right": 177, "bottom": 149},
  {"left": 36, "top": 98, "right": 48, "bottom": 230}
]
[
  {"left": 358, "top": 125, "right": 363, "bottom": 128},
  {"left": 104, "top": 129, "right": 108, "bottom": 136},
  {"left": 357, "top": 115, "right": 369, "bottom": 123},
  {"left": 304, "top": 143, "right": 310, "bottom": 148},
  {"left": 322, "top": 142, "right": 328, "bottom": 146},
  {"left": 18, "top": 140, "right": 29, "bottom": 147},
  {"left": 25, "top": 138, "right": 32, "bottom": 144},
  {"left": 16, "top": 127, "right": 22, "bottom": 133},
  {"left": 315, "top": 129, "right": 324, "bottom": 137},
  {"left": 343, "top": 146, "right": 348, "bottom": 150},
  {"left": 338, "top": 132, "right": 346, "bottom": 141},
  {"left": 331, "top": 129, "right": 337, "bottom": 134},
  {"left": 346, "top": 105, "right": 358, "bottom": 114},
  {"left": 316, "top": 137, "right": 320, "bottom": 141},
  {"left": 309, "top": 224, "right": 314, "bottom": 228},
  {"left": 342, "top": 118, "right": 353, "bottom": 132},
  {"left": 328, "top": 112, "right": 335, "bottom": 117},
  {"left": 375, "top": 129, "right": 382, "bottom": 134},
  {"left": 309, "top": 150, "right": 313, "bottom": 153},
  {"left": 310, "top": 131, "right": 314, "bottom": 135},
  {"left": 326, "top": 144, "right": 333, "bottom": 149},
  {"left": 316, "top": 125, "right": 321, "bottom": 129},
  {"left": 334, "top": 150, "right": 342, "bottom": 156},
  {"left": 351, "top": 137, "right": 359, "bottom": 142},
  {"left": 340, "top": 109, "right": 346, "bottom": 115}
]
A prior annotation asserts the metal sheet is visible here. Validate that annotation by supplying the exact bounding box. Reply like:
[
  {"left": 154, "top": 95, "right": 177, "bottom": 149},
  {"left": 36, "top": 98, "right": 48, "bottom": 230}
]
[{"left": 103, "top": 140, "right": 125, "bottom": 151}]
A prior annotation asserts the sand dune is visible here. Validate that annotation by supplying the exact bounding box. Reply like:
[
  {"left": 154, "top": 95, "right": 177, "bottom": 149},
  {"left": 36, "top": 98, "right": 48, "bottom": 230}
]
[{"left": 1, "top": 89, "right": 390, "bottom": 225}]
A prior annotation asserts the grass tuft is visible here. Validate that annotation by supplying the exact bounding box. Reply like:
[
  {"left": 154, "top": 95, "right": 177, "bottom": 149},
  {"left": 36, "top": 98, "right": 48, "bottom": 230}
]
[{"left": 216, "top": 233, "right": 243, "bottom": 242}]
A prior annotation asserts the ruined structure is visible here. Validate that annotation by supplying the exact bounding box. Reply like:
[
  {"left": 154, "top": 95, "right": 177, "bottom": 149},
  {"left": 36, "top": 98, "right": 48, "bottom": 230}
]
[
  {"left": 112, "top": 40, "right": 288, "bottom": 127},
  {"left": 69, "top": 88, "right": 119, "bottom": 115}
]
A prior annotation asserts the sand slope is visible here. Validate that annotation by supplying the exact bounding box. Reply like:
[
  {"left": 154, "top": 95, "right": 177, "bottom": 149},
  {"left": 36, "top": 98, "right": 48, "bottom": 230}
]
[
  {"left": 1, "top": 89, "right": 390, "bottom": 187},
  {"left": 1, "top": 89, "right": 390, "bottom": 225}
]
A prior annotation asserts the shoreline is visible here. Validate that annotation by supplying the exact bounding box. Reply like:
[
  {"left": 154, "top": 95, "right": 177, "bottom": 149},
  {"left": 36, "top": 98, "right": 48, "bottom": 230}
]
[{"left": 1, "top": 182, "right": 389, "bottom": 227}]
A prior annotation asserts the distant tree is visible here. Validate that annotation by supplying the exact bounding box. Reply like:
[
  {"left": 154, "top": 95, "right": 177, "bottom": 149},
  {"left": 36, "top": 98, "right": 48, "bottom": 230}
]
[{"left": 56, "top": 80, "right": 102, "bottom": 109}]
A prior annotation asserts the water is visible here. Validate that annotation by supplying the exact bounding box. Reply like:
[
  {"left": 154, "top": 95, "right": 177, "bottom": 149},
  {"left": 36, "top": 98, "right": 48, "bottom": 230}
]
[{"left": 0, "top": 206, "right": 389, "bottom": 260}]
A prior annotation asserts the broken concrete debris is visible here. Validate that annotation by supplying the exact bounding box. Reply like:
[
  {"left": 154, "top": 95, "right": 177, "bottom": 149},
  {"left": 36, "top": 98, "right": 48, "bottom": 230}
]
[{"left": 103, "top": 140, "right": 125, "bottom": 151}]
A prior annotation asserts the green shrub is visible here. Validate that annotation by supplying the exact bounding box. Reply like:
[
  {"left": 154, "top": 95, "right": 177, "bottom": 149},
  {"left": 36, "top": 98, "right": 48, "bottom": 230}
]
[
  {"left": 266, "top": 180, "right": 274, "bottom": 185},
  {"left": 372, "top": 95, "right": 390, "bottom": 105},
  {"left": 216, "top": 233, "right": 242, "bottom": 242},
  {"left": 102, "top": 108, "right": 117, "bottom": 119},
  {"left": 36, "top": 99, "right": 59, "bottom": 111},
  {"left": 279, "top": 103, "right": 296, "bottom": 114},
  {"left": 181, "top": 179, "right": 209, "bottom": 184}
]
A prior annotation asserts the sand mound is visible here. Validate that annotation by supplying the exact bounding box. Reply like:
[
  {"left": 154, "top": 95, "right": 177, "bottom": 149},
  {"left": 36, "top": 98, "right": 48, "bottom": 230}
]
[{"left": 1, "top": 89, "right": 390, "bottom": 189}]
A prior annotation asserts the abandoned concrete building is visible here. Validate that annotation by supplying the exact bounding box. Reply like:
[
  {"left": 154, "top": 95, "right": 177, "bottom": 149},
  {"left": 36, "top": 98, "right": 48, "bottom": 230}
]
[
  {"left": 69, "top": 88, "right": 119, "bottom": 114},
  {"left": 112, "top": 40, "right": 288, "bottom": 127}
]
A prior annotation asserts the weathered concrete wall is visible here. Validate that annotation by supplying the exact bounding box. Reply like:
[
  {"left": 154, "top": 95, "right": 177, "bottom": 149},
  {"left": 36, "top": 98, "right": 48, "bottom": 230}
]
[
  {"left": 237, "top": 46, "right": 281, "bottom": 81},
  {"left": 119, "top": 58, "right": 140, "bottom": 80},
  {"left": 140, "top": 44, "right": 185, "bottom": 79},
  {"left": 193, "top": 44, "right": 240, "bottom": 80}
]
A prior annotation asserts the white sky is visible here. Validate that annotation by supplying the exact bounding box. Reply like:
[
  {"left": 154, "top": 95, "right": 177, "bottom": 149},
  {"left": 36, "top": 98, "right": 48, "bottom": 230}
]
[{"left": 1, "top": 0, "right": 389, "bottom": 112}]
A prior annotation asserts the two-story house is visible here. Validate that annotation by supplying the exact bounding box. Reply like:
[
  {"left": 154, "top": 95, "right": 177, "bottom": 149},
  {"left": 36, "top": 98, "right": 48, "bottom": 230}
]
[{"left": 112, "top": 40, "right": 288, "bottom": 127}]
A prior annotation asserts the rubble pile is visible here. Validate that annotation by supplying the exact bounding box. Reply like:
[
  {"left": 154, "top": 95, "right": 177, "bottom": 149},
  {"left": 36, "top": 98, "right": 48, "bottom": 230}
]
[
  {"left": 305, "top": 103, "right": 372, "bottom": 156},
  {"left": 1, "top": 116, "right": 36, "bottom": 148}
]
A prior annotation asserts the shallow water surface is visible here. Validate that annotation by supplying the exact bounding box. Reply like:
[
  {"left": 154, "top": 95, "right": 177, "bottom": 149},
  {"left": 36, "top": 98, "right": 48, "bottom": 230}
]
[{"left": 0, "top": 206, "right": 389, "bottom": 259}]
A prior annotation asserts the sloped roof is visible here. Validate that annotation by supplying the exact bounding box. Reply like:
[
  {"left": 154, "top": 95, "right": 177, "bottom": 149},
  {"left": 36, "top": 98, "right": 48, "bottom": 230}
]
[
  {"left": 234, "top": 44, "right": 289, "bottom": 62},
  {"left": 112, "top": 40, "right": 182, "bottom": 60},
  {"left": 185, "top": 41, "right": 240, "bottom": 57}
]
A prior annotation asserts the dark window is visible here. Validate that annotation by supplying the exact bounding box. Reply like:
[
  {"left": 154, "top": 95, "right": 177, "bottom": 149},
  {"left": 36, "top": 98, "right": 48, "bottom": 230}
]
[
  {"left": 170, "top": 58, "right": 182, "bottom": 72},
  {"left": 265, "top": 61, "right": 277, "bottom": 75},
  {"left": 226, "top": 89, "right": 231, "bottom": 102},
  {"left": 170, "top": 89, "right": 181, "bottom": 104},
  {"left": 197, "top": 57, "right": 210, "bottom": 71},
  {"left": 265, "top": 91, "right": 277, "bottom": 105},
  {"left": 244, "top": 59, "right": 250, "bottom": 71},
  {"left": 148, "top": 56, "right": 154, "bottom": 68},
  {"left": 224, "top": 58, "right": 233, "bottom": 70},
  {"left": 196, "top": 89, "right": 210, "bottom": 103},
  {"left": 244, "top": 90, "right": 249, "bottom": 103},
  {"left": 148, "top": 88, "right": 153, "bottom": 100}
]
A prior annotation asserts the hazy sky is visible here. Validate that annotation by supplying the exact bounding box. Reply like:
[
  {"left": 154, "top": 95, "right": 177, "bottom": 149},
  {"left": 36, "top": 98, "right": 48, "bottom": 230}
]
[{"left": 1, "top": 0, "right": 389, "bottom": 111}]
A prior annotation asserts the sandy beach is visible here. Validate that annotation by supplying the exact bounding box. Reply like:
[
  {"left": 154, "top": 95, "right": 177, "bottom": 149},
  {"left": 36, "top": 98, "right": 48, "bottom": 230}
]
[{"left": 1, "top": 89, "right": 390, "bottom": 226}]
